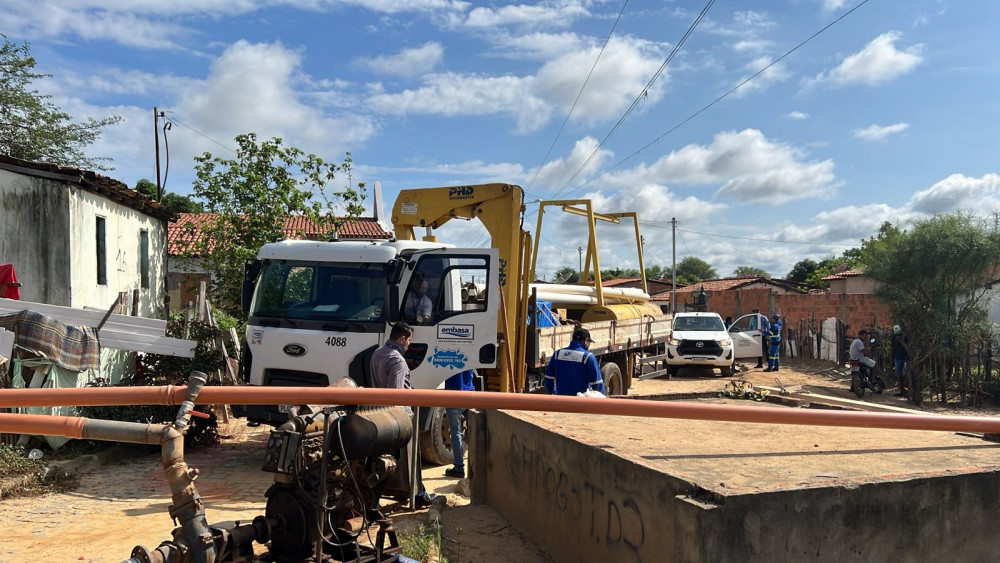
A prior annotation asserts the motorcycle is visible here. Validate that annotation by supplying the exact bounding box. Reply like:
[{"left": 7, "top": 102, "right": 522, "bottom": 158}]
[{"left": 850, "top": 355, "right": 886, "bottom": 398}]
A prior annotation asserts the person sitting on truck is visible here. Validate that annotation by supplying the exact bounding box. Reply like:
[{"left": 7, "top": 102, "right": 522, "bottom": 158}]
[
  {"left": 370, "top": 321, "right": 439, "bottom": 509},
  {"left": 544, "top": 327, "right": 605, "bottom": 396},
  {"left": 403, "top": 275, "right": 434, "bottom": 324}
]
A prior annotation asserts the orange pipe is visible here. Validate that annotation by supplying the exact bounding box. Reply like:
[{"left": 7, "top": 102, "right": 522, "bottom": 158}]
[
  {"left": 0, "top": 413, "right": 87, "bottom": 439},
  {"left": 3, "top": 386, "right": 1000, "bottom": 434}
]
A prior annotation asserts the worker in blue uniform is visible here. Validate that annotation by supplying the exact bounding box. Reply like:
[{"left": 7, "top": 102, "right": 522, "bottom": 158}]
[
  {"left": 444, "top": 369, "right": 474, "bottom": 478},
  {"left": 544, "top": 327, "right": 605, "bottom": 396},
  {"left": 764, "top": 315, "right": 782, "bottom": 372}
]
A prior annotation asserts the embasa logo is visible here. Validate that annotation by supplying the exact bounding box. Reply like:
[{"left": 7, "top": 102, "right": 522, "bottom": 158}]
[{"left": 441, "top": 327, "right": 470, "bottom": 337}]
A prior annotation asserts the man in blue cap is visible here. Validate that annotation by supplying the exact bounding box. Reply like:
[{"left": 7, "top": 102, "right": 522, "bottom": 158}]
[{"left": 544, "top": 327, "right": 605, "bottom": 396}]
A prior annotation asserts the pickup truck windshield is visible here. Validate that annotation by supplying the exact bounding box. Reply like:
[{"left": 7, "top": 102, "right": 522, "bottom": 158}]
[
  {"left": 673, "top": 316, "right": 725, "bottom": 331},
  {"left": 250, "top": 261, "right": 388, "bottom": 322}
]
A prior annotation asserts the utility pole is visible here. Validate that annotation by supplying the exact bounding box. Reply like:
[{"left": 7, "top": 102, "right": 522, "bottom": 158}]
[
  {"left": 153, "top": 107, "right": 162, "bottom": 201},
  {"left": 671, "top": 218, "right": 677, "bottom": 314},
  {"left": 578, "top": 246, "right": 583, "bottom": 282}
]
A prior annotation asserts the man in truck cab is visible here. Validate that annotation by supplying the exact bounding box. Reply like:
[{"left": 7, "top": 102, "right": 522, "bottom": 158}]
[
  {"left": 544, "top": 327, "right": 605, "bottom": 396},
  {"left": 403, "top": 274, "right": 433, "bottom": 324}
]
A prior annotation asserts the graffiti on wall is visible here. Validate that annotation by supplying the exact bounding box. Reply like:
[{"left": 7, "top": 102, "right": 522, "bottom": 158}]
[{"left": 508, "top": 434, "right": 646, "bottom": 560}]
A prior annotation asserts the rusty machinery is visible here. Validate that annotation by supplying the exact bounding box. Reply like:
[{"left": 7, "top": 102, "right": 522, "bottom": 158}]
[
  {"left": 1, "top": 372, "right": 418, "bottom": 563},
  {"left": 124, "top": 391, "right": 416, "bottom": 563}
]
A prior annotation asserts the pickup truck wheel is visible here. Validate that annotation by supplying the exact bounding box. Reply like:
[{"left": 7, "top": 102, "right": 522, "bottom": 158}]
[
  {"left": 601, "top": 363, "right": 623, "bottom": 396},
  {"left": 720, "top": 358, "right": 735, "bottom": 377},
  {"left": 419, "top": 407, "right": 457, "bottom": 466},
  {"left": 668, "top": 365, "right": 679, "bottom": 377}
]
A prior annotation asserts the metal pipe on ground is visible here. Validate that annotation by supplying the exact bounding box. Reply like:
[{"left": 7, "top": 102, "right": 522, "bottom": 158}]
[{"left": 3, "top": 386, "right": 1000, "bottom": 434}]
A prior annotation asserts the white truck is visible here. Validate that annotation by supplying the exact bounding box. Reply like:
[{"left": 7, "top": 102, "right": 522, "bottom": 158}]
[
  {"left": 234, "top": 183, "right": 672, "bottom": 464},
  {"left": 663, "top": 311, "right": 770, "bottom": 377}
]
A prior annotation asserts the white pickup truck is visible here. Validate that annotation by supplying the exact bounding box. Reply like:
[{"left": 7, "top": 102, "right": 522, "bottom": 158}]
[{"left": 665, "top": 312, "right": 769, "bottom": 376}]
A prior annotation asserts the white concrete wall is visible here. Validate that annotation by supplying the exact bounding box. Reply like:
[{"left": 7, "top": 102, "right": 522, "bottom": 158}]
[
  {"left": 0, "top": 169, "right": 73, "bottom": 305},
  {"left": 68, "top": 188, "right": 167, "bottom": 318}
]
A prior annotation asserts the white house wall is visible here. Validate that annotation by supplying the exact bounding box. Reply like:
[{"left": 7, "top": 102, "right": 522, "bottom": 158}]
[
  {"left": 68, "top": 188, "right": 167, "bottom": 317},
  {"left": 0, "top": 168, "right": 73, "bottom": 305}
]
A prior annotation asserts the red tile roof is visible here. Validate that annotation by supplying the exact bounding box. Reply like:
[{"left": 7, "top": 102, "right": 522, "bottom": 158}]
[
  {"left": 168, "top": 213, "right": 392, "bottom": 255},
  {"left": 0, "top": 154, "right": 174, "bottom": 221},
  {"left": 821, "top": 268, "right": 864, "bottom": 280}
]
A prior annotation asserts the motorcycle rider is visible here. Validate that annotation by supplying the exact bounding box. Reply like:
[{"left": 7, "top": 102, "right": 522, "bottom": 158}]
[{"left": 849, "top": 329, "right": 871, "bottom": 390}]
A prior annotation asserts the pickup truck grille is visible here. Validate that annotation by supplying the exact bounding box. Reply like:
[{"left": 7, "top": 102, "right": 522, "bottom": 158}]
[{"left": 676, "top": 340, "right": 723, "bottom": 356}]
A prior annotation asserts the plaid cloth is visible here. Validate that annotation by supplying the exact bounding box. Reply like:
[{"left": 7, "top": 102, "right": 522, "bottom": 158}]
[{"left": 0, "top": 310, "right": 100, "bottom": 372}]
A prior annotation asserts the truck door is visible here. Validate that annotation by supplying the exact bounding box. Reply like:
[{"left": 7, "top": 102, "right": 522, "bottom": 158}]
[
  {"left": 399, "top": 249, "right": 499, "bottom": 389},
  {"left": 729, "top": 314, "right": 765, "bottom": 360}
]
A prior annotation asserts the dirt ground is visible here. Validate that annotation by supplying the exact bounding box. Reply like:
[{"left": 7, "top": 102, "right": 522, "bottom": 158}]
[{"left": 2, "top": 357, "right": 998, "bottom": 562}]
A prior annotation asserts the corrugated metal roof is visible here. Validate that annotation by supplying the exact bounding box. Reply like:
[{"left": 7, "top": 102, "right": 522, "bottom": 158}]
[{"left": 168, "top": 213, "right": 392, "bottom": 255}]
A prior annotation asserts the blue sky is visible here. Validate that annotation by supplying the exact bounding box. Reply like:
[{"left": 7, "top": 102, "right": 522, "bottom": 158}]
[{"left": 5, "top": 0, "right": 999, "bottom": 281}]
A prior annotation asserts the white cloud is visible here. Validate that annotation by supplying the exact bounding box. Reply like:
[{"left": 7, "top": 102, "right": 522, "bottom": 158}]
[
  {"left": 780, "top": 203, "right": 899, "bottom": 245},
  {"left": 0, "top": 0, "right": 471, "bottom": 49},
  {"left": 366, "top": 72, "right": 550, "bottom": 133},
  {"left": 164, "top": 41, "right": 377, "bottom": 177},
  {"left": 731, "top": 57, "right": 791, "bottom": 97},
  {"left": 819, "top": 0, "right": 848, "bottom": 12},
  {"left": 355, "top": 42, "right": 444, "bottom": 77},
  {"left": 907, "top": 173, "right": 1000, "bottom": 214},
  {"left": 458, "top": 2, "right": 590, "bottom": 29},
  {"left": 853, "top": 122, "right": 908, "bottom": 141},
  {"left": 783, "top": 111, "right": 809, "bottom": 120},
  {"left": 534, "top": 36, "right": 669, "bottom": 124},
  {"left": 610, "top": 129, "right": 837, "bottom": 204},
  {"left": 531, "top": 137, "right": 614, "bottom": 191},
  {"left": 488, "top": 31, "right": 585, "bottom": 61},
  {"left": 807, "top": 31, "right": 924, "bottom": 88}
]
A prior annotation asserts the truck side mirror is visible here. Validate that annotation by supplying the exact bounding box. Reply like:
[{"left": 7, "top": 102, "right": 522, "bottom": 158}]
[{"left": 242, "top": 259, "right": 263, "bottom": 312}]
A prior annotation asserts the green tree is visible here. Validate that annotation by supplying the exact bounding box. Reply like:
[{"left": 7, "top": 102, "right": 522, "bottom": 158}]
[
  {"left": 786, "top": 259, "right": 818, "bottom": 283},
  {"left": 733, "top": 266, "right": 770, "bottom": 278},
  {"left": 134, "top": 178, "right": 204, "bottom": 214},
  {"left": 191, "top": 134, "right": 366, "bottom": 317},
  {"left": 552, "top": 266, "right": 580, "bottom": 283},
  {"left": 675, "top": 256, "right": 717, "bottom": 285},
  {"left": 861, "top": 214, "right": 1000, "bottom": 405},
  {"left": 645, "top": 264, "right": 666, "bottom": 280},
  {"left": 0, "top": 36, "right": 121, "bottom": 170}
]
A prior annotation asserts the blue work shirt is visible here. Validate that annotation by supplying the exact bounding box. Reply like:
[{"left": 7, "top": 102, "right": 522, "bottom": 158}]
[
  {"left": 544, "top": 340, "right": 605, "bottom": 396},
  {"left": 768, "top": 321, "right": 782, "bottom": 345},
  {"left": 445, "top": 369, "right": 475, "bottom": 391}
]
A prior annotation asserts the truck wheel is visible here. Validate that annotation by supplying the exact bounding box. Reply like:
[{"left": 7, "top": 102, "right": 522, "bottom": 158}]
[
  {"left": 720, "top": 359, "right": 734, "bottom": 377},
  {"left": 668, "top": 365, "right": 679, "bottom": 378},
  {"left": 420, "top": 406, "right": 459, "bottom": 466},
  {"left": 601, "top": 363, "right": 623, "bottom": 396}
]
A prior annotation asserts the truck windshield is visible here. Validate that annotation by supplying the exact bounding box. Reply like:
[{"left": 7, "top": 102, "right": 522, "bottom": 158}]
[
  {"left": 250, "top": 261, "right": 388, "bottom": 322},
  {"left": 673, "top": 316, "right": 725, "bottom": 331}
]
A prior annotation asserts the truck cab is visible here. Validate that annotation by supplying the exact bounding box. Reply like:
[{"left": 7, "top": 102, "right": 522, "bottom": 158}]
[{"left": 235, "top": 238, "right": 499, "bottom": 426}]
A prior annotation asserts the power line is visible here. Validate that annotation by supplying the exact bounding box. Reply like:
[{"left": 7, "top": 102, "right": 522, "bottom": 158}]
[
  {"left": 565, "top": 0, "right": 873, "bottom": 196},
  {"left": 160, "top": 112, "right": 237, "bottom": 155},
  {"left": 527, "top": 0, "right": 630, "bottom": 192},
  {"left": 554, "top": 0, "right": 717, "bottom": 198}
]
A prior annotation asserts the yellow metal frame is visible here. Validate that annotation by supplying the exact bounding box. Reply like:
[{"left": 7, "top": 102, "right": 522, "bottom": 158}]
[{"left": 530, "top": 202, "right": 650, "bottom": 304}]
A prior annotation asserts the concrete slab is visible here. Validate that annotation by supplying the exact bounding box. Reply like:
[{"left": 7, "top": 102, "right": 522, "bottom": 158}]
[{"left": 470, "top": 398, "right": 1000, "bottom": 562}]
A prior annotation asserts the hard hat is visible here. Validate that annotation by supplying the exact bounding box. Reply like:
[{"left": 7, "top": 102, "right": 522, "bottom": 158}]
[{"left": 893, "top": 325, "right": 901, "bottom": 334}]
